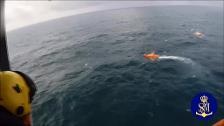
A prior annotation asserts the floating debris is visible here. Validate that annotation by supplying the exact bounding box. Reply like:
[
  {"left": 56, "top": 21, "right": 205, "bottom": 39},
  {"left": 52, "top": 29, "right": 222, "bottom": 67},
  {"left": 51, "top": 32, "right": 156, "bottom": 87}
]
[{"left": 193, "top": 31, "right": 204, "bottom": 38}]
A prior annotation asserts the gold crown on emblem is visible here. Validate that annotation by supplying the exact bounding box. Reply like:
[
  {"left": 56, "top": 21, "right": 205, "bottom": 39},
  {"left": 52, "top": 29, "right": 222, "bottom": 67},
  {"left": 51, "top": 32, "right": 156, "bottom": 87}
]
[{"left": 200, "top": 95, "right": 208, "bottom": 103}]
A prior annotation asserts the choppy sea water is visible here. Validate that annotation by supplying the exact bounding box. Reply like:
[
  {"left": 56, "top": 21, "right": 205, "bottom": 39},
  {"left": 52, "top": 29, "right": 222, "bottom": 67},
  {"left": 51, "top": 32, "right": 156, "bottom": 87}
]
[{"left": 7, "top": 6, "right": 223, "bottom": 126}]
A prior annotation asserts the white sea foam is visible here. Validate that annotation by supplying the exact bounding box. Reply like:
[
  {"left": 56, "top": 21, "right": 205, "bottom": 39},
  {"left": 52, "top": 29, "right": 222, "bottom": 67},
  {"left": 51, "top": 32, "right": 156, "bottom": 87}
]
[{"left": 159, "top": 56, "right": 194, "bottom": 64}]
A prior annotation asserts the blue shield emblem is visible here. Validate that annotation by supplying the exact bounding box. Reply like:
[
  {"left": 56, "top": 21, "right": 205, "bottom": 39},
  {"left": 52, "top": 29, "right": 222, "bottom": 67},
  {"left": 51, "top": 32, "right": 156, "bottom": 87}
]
[{"left": 191, "top": 92, "right": 217, "bottom": 120}]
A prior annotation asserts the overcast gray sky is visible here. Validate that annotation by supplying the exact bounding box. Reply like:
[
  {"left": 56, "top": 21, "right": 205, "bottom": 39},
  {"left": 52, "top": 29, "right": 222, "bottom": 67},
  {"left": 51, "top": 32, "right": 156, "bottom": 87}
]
[{"left": 5, "top": 1, "right": 223, "bottom": 31}]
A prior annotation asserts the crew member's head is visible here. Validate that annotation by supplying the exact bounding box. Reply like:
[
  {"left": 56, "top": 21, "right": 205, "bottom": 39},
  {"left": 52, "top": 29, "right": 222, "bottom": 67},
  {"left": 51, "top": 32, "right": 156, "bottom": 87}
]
[{"left": 0, "top": 71, "right": 36, "bottom": 126}]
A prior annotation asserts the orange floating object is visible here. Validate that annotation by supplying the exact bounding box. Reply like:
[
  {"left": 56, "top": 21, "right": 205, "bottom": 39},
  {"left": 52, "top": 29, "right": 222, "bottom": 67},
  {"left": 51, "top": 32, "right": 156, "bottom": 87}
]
[
  {"left": 213, "top": 119, "right": 224, "bottom": 126},
  {"left": 144, "top": 51, "right": 160, "bottom": 61}
]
